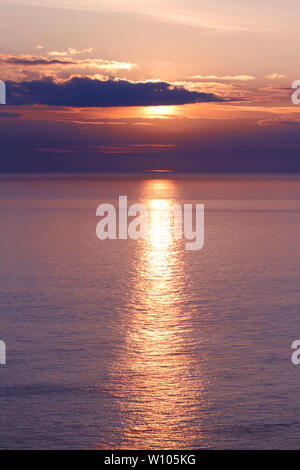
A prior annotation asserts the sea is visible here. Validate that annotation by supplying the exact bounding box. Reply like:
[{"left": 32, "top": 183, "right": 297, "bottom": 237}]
[{"left": 0, "top": 174, "right": 300, "bottom": 449}]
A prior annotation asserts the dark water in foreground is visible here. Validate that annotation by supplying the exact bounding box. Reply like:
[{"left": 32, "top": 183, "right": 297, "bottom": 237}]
[{"left": 0, "top": 175, "right": 300, "bottom": 449}]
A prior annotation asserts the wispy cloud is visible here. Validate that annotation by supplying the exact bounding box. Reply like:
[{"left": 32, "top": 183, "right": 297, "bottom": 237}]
[
  {"left": 5, "top": 0, "right": 281, "bottom": 33},
  {"left": 264, "top": 73, "right": 288, "bottom": 80},
  {"left": 4, "top": 56, "right": 76, "bottom": 66},
  {"left": 0, "top": 112, "right": 23, "bottom": 118},
  {"left": 47, "top": 47, "right": 94, "bottom": 57},
  {"left": 37, "top": 143, "right": 177, "bottom": 154},
  {"left": 0, "top": 54, "right": 136, "bottom": 81},
  {"left": 188, "top": 75, "right": 256, "bottom": 81}
]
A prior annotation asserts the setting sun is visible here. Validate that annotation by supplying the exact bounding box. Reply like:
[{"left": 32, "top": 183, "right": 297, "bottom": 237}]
[{"left": 144, "top": 106, "right": 177, "bottom": 118}]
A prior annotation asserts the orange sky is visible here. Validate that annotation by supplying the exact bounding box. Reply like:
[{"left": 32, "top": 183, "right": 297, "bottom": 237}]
[{"left": 0, "top": 1, "right": 300, "bottom": 172}]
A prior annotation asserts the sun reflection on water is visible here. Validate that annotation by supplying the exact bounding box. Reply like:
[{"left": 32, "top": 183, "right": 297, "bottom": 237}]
[{"left": 103, "top": 180, "right": 208, "bottom": 449}]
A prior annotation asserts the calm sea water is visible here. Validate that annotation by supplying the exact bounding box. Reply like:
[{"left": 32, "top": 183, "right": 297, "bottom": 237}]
[{"left": 0, "top": 174, "right": 300, "bottom": 449}]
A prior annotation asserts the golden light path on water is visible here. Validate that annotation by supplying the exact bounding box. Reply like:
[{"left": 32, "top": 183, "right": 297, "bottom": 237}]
[{"left": 105, "top": 180, "right": 209, "bottom": 449}]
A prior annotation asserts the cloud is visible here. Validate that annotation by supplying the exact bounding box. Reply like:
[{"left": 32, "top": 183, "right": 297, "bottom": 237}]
[
  {"left": 4, "top": 56, "right": 76, "bottom": 66},
  {"left": 47, "top": 47, "right": 94, "bottom": 57},
  {"left": 5, "top": 0, "right": 272, "bottom": 33},
  {"left": 258, "top": 118, "right": 300, "bottom": 127},
  {"left": 188, "top": 74, "right": 256, "bottom": 81},
  {"left": 0, "top": 112, "right": 22, "bottom": 118},
  {"left": 2, "top": 112, "right": 300, "bottom": 173},
  {"left": 0, "top": 54, "right": 136, "bottom": 81},
  {"left": 6, "top": 77, "right": 226, "bottom": 107},
  {"left": 264, "top": 73, "right": 288, "bottom": 80},
  {"left": 0, "top": 54, "right": 134, "bottom": 70},
  {"left": 36, "top": 143, "right": 177, "bottom": 154}
]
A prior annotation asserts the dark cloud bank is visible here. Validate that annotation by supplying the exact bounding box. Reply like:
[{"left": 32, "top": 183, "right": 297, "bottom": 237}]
[
  {"left": 5, "top": 57, "right": 76, "bottom": 66},
  {"left": 1, "top": 116, "right": 300, "bottom": 173},
  {"left": 7, "top": 77, "right": 225, "bottom": 107}
]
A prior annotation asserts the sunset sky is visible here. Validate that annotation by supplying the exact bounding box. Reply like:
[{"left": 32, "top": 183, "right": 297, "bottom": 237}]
[{"left": 1, "top": 0, "right": 300, "bottom": 172}]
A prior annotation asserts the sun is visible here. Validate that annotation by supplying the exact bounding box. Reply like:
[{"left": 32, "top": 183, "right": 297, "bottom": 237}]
[{"left": 144, "top": 105, "right": 176, "bottom": 118}]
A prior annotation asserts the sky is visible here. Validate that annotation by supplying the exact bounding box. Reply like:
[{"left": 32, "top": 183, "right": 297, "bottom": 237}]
[{"left": 0, "top": 0, "right": 300, "bottom": 172}]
